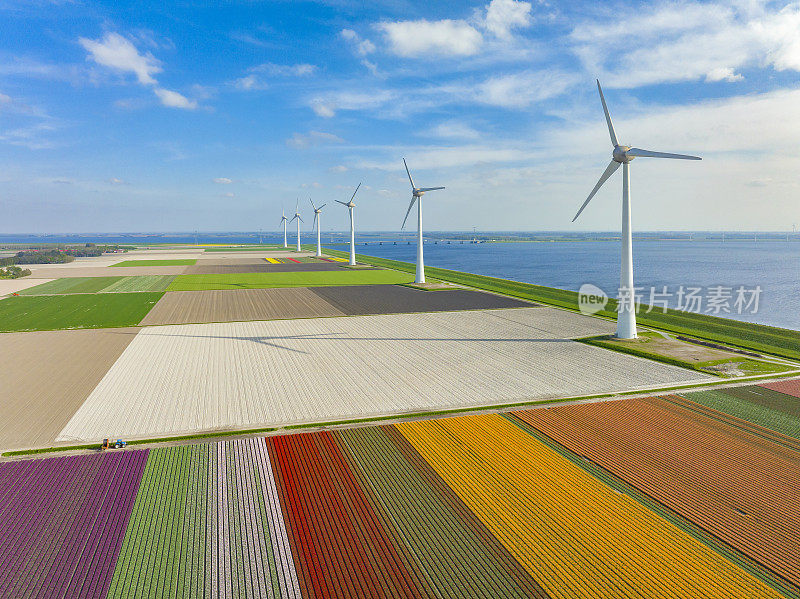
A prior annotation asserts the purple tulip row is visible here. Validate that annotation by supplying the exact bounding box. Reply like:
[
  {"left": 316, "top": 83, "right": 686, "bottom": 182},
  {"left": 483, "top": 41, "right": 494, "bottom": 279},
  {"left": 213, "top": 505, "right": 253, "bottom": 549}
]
[{"left": 0, "top": 450, "right": 148, "bottom": 599}]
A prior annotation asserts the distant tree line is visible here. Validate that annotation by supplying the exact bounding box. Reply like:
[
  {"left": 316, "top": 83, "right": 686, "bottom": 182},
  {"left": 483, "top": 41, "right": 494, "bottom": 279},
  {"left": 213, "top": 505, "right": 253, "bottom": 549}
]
[
  {"left": 0, "top": 244, "right": 133, "bottom": 266},
  {"left": 0, "top": 265, "right": 31, "bottom": 279}
]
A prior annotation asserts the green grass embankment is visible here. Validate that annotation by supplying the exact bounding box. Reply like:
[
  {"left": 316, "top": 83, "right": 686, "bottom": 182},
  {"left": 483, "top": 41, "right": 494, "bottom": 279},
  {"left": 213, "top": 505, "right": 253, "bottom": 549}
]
[{"left": 324, "top": 248, "right": 800, "bottom": 361}]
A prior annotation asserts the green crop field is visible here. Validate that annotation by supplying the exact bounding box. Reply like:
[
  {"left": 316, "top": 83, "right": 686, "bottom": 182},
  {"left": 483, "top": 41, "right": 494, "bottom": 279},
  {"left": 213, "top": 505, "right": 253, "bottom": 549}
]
[
  {"left": 17, "top": 276, "right": 124, "bottom": 295},
  {"left": 167, "top": 269, "right": 414, "bottom": 291},
  {"left": 681, "top": 389, "right": 800, "bottom": 439},
  {"left": 111, "top": 259, "right": 197, "bottom": 267},
  {"left": 325, "top": 248, "right": 800, "bottom": 361},
  {"left": 203, "top": 246, "right": 280, "bottom": 252},
  {"left": 101, "top": 275, "right": 177, "bottom": 293},
  {"left": 0, "top": 292, "right": 163, "bottom": 331}
]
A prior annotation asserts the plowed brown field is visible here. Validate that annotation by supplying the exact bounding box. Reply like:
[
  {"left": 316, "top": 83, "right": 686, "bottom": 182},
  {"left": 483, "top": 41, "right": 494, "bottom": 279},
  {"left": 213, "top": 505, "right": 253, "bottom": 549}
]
[{"left": 138, "top": 287, "right": 345, "bottom": 325}]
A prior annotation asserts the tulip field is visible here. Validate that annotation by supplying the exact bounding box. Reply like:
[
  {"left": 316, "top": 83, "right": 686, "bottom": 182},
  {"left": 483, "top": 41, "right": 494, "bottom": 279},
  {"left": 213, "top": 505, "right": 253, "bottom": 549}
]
[{"left": 3, "top": 386, "right": 799, "bottom": 598}]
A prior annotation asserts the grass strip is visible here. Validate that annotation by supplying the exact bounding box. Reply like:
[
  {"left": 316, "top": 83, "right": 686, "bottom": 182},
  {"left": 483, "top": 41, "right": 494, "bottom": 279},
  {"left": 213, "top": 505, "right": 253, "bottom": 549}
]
[
  {"left": 324, "top": 248, "right": 800, "bottom": 361},
  {"left": 578, "top": 334, "right": 797, "bottom": 377},
  {"left": 1, "top": 427, "right": 278, "bottom": 457}
]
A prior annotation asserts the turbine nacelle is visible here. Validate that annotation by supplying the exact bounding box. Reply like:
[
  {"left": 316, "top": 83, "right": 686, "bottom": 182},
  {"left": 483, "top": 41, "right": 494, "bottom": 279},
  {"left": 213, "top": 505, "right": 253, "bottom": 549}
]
[{"left": 612, "top": 145, "right": 633, "bottom": 164}]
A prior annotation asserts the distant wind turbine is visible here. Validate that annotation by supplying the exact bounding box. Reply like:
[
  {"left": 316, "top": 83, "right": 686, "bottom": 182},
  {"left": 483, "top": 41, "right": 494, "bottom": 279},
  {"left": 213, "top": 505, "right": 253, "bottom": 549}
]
[
  {"left": 289, "top": 200, "right": 303, "bottom": 252},
  {"left": 401, "top": 159, "right": 444, "bottom": 284},
  {"left": 572, "top": 80, "right": 701, "bottom": 339},
  {"left": 279, "top": 209, "right": 288, "bottom": 248},
  {"left": 336, "top": 183, "right": 361, "bottom": 266},
  {"left": 310, "top": 198, "right": 327, "bottom": 257}
]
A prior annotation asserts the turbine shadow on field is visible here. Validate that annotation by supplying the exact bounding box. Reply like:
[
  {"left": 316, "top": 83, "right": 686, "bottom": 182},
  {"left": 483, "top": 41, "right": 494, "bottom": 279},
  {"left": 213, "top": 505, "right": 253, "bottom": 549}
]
[{"left": 144, "top": 331, "right": 573, "bottom": 354}]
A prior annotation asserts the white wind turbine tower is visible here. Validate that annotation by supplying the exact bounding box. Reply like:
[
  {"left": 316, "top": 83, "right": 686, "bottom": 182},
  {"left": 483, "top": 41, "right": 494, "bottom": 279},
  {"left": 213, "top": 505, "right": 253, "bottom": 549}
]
[
  {"left": 289, "top": 200, "right": 303, "bottom": 252},
  {"left": 572, "top": 80, "right": 701, "bottom": 339},
  {"left": 402, "top": 159, "right": 444, "bottom": 284},
  {"left": 279, "top": 209, "right": 288, "bottom": 248},
  {"left": 310, "top": 198, "right": 327, "bottom": 257},
  {"left": 336, "top": 182, "right": 361, "bottom": 266}
]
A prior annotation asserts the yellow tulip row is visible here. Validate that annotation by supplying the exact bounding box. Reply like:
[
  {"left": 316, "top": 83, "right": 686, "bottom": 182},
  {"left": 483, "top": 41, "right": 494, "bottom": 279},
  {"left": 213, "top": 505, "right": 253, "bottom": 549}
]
[{"left": 395, "top": 414, "right": 781, "bottom": 599}]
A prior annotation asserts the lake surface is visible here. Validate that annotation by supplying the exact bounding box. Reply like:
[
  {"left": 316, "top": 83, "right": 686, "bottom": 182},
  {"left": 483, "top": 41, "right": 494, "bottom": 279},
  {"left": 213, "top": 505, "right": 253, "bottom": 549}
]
[{"left": 356, "top": 240, "right": 800, "bottom": 331}]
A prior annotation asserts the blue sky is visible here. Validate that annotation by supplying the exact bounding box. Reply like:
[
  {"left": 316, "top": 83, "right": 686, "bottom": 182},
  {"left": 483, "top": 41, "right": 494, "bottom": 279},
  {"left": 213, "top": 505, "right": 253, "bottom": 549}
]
[{"left": 1, "top": 0, "right": 799, "bottom": 232}]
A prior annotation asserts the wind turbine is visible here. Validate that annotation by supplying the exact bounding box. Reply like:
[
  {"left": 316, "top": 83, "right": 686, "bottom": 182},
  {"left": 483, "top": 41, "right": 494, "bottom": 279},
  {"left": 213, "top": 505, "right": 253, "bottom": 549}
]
[
  {"left": 289, "top": 200, "right": 303, "bottom": 252},
  {"left": 336, "top": 183, "right": 361, "bottom": 266},
  {"left": 401, "top": 159, "right": 444, "bottom": 284},
  {"left": 572, "top": 80, "right": 701, "bottom": 339},
  {"left": 310, "top": 198, "right": 327, "bottom": 258},
  {"left": 279, "top": 209, "right": 288, "bottom": 248}
]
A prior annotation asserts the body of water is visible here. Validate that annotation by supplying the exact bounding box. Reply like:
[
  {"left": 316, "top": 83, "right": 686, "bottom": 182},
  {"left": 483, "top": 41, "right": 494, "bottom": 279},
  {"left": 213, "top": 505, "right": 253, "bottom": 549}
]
[{"left": 357, "top": 240, "right": 800, "bottom": 331}]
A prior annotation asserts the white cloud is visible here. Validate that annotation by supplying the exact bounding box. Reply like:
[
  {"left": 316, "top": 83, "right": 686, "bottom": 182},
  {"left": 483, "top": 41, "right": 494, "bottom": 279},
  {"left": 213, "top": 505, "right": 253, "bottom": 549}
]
[
  {"left": 234, "top": 74, "right": 266, "bottom": 91},
  {"left": 232, "top": 63, "right": 316, "bottom": 92},
  {"left": 329, "top": 165, "right": 348, "bottom": 173},
  {"left": 79, "top": 32, "right": 162, "bottom": 85},
  {"left": 109, "top": 177, "right": 124, "bottom": 184},
  {"left": 213, "top": 177, "right": 233, "bottom": 184},
  {"left": 340, "top": 29, "right": 376, "bottom": 56},
  {"left": 80, "top": 32, "right": 200, "bottom": 110},
  {"left": 309, "top": 90, "right": 397, "bottom": 118},
  {"left": 475, "top": 70, "right": 577, "bottom": 108},
  {"left": 482, "top": 0, "right": 532, "bottom": 39},
  {"left": 154, "top": 88, "right": 197, "bottom": 110},
  {"left": 571, "top": 2, "right": 800, "bottom": 88},
  {"left": 251, "top": 62, "right": 317, "bottom": 76},
  {"left": 705, "top": 67, "right": 743, "bottom": 82},
  {"left": 286, "top": 130, "right": 344, "bottom": 149},
  {"left": 0, "top": 92, "right": 10, "bottom": 105},
  {"left": 224, "top": 192, "right": 235, "bottom": 198},
  {"left": 425, "top": 121, "right": 481, "bottom": 140},
  {"left": 311, "top": 100, "right": 336, "bottom": 118},
  {"left": 378, "top": 19, "right": 483, "bottom": 57}
]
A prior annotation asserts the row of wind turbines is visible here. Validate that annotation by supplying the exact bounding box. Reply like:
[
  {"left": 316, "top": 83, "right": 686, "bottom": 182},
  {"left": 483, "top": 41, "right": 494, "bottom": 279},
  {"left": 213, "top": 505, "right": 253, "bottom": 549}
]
[{"left": 276, "top": 80, "right": 701, "bottom": 340}]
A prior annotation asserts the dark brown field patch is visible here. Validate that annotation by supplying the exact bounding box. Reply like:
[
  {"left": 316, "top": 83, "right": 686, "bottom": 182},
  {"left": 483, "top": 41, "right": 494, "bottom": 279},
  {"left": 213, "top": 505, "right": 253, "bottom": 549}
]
[
  {"left": 309, "top": 284, "right": 537, "bottom": 315},
  {"left": 0, "top": 327, "right": 139, "bottom": 451},
  {"left": 138, "top": 287, "right": 346, "bottom": 326}
]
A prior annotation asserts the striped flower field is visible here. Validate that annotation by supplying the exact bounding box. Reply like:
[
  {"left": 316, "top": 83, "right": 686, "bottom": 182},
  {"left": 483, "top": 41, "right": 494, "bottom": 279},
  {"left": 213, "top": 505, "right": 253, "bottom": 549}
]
[{"left": 1, "top": 387, "right": 799, "bottom": 598}]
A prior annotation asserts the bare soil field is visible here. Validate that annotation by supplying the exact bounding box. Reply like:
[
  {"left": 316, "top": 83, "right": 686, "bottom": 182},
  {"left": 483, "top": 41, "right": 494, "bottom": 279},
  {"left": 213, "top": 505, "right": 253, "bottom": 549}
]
[
  {"left": 57, "top": 307, "right": 711, "bottom": 442},
  {"left": 0, "top": 327, "right": 140, "bottom": 451},
  {"left": 184, "top": 262, "right": 344, "bottom": 274},
  {"left": 139, "top": 287, "right": 346, "bottom": 325},
  {"left": 0, "top": 278, "right": 54, "bottom": 296},
  {"left": 27, "top": 265, "right": 190, "bottom": 278},
  {"left": 311, "top": 284, "right": 537, "bottom": 315}
]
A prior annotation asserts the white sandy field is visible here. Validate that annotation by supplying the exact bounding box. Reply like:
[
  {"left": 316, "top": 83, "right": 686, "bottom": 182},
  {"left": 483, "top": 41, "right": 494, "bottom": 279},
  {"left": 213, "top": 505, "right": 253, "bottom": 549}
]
[{"left": 56, "top": 307, "right": 713, "bottom": 442}]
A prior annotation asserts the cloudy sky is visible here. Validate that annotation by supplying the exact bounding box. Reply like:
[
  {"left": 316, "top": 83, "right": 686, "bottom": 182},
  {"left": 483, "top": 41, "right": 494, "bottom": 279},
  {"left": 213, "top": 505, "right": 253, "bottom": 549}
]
[{"left": 1, "top": 0, "right": 799, "bottom": 232}]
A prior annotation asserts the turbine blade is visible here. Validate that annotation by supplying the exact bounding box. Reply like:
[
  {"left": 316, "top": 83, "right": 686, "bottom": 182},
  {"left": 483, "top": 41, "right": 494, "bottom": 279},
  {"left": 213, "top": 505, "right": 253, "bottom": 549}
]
[
  {"left": 290, "top": 215, "right": 297, "bottom": 222},
  {"left": 597, "top": 80, "right": 618, "bottom": 147},
  {"left": 319, "top": 203, "right": 326, "bottom": 209},
  {"left": 335, "top": 200, "right": 348, "bottom": 206},
  {"left": 349, "top": 182, "right": 362, "bottom": 203},
  {"left": 403, "top": 158, "right": 415, "bottom": 189},
  {"left": 572, "top": 160, "right": 620, "bottom": 222},
  {"left": 418, "top": 186, "right": 445, "bottom": 192},
  {"left": 401, "top": 196, "right": 417, "bottom": 230},
  {"left": 313, "top": 213, "right": 318, "bottom": 229},
  {"left": 627, "top": 147, "right": 702, "bottom": 160},
  {"left": 309, "top": 198, "right": 316, "bottom": 210}
]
